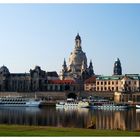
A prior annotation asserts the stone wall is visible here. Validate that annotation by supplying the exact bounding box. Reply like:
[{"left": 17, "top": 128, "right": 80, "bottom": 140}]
[
  {"left": 0, "top": 91, "right": 66, "bottom": 100},
  {"left": 0, "top": 91, "right": 140, "bottom": 102}
]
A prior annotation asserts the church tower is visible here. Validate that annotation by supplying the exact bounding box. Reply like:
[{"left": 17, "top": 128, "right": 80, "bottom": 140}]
[
  {"left": 113, "top": 58, "right": 122, "bottom": 75},
  {"left": 61, "top": 58, "right": 67, "bottom": 80},
  {"left": 88, "top": 60, "right": 94, "bottom": 76}
]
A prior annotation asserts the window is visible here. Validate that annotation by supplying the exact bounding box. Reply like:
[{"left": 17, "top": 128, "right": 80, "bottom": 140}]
[
  {"left": 112, "top": 87, "right": 114, "bottom": 91},
  {"left": 108, "top": 81, "right": 110, "bottom": 85},
  {"left": 116, "top": 81, "right": 118, "bottom": 85},
  {"left": 105, "top": 81, "right": 107, "bottom": 85},
  {"left": 112, "top": 81, "right": 114, "bottom": 85},
  {"left": 101, "top": 87, "right": 103, "bottom": 91},
  {"left": 101, "top": 82, "right": 103, "bottom": 85}
]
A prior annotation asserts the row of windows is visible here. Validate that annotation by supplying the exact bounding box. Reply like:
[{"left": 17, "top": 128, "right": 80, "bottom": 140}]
[
  {"left": 96, "top": 81, "right": 137, "bottom": 85},
  {"left": 96, "top": 81, "right": 118, "bottom": 85},
  {"left": 123, "top": 81, "right": 137, "bottom": 85},
  {"left": 96, "top": 87, "right": 119, "bottom": 91}
]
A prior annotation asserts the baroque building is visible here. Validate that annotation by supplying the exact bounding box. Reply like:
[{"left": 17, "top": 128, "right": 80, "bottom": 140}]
[
  {"left": 0, "top": 65, "right": 59, "bottom": 92},
  {"left": 60, "top": 33, "right": 94, "bottom": 81},
  {"left": 84, "top": 74, "right": 140, "bottom": 93}
]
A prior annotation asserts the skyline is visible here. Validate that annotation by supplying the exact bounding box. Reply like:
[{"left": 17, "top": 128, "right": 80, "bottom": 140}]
[{"left": 0, "top": 4, "right": 140, "bottom": 75}]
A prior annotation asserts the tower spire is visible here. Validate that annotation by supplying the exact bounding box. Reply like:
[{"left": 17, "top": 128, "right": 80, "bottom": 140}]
[
  {"left": 89, "top": 59, "right": 93, "bottom": 69},
  {"left": 62, "top": 58, "right": 67, "bottom": 72}
]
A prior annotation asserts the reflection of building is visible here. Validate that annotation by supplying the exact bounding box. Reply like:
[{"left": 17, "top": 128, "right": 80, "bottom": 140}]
[
  {"left": 60, "top": 34, "right": 94, "bottom": 81},
  {"left": 95, "top": 110, "right": 126, "bottom": 130}
]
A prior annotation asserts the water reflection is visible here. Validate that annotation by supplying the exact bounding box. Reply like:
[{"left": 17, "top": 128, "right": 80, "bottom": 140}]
[
  {"left": 136, "top": 109, "right": 140, "bottom": 113},
  {"left": 0, "top": 107, "right": 139, "bottom": 131}
]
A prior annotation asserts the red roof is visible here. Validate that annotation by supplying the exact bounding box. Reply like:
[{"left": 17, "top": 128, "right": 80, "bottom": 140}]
[
  {"left": 84, "top": 76, "right": 96, "bottom": 84},
  {"left": 48, "top": 80, "right": 75, "bottom": 84}
]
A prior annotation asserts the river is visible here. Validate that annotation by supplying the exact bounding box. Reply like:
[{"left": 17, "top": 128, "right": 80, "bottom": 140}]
[{"left": 0, "top": 107, "right": 139, "bottom": 131}]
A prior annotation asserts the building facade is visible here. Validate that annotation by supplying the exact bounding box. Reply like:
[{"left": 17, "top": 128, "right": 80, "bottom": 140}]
[
  {"left": 84, "top": 76, "right": 96, "bottom": 91},
  {"left": 84, "top": 74, "right": 140, "bottom": 93},
  {"left": 0, "top": 65, "right": 81, "bottom": 93},
  {"left": 47, "top": 79, "right": 81, "bottom": 92},
  {"left": 0, "top": 65, "right": 59, "bottom": 92},
  {"left": 95, "top": 74, "right": 140, "bottom": 92}
]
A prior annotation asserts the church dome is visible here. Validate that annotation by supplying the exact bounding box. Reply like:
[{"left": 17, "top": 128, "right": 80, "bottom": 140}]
[
  {"left": 69, "top": 50, "right": 87, "bottom": 66},
  {"left": 0, "top": 65, "right": 10, "bottom": 75}
]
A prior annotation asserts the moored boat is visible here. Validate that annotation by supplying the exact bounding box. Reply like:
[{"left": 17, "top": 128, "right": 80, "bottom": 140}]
[
  {"left": 89, "top": 99, "right": 128, "bottom": 110},
  {"left": 0, "top": 96, "right": 42, "bottom": 107}
]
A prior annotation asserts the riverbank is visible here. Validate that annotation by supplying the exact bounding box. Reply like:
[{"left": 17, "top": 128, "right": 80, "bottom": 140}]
[{"left": 0, "top": 125, "right": 140, "bottom": 136}]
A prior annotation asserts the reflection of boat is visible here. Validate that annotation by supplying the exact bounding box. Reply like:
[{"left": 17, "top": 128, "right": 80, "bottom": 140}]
[
  {"left": 90, "top": 100, "right": 128, "bottom": 110},
  {"left": 0, "top": 96, "right": 42, "bottom": 107},
  {"left": 136, "top": 105, "right": 140, "bottom": 109},
  {"left": 56, "top": 107, "right": 89, "bottom": 113},
  {"left": 136, "top": 109, "right": 140, "bottom": 113},
  {"left": 56, "top": 99, "right": 89, "bottom": 108},
  {"left": 0, "top": 106, "right": 41, "bottom": 113}
]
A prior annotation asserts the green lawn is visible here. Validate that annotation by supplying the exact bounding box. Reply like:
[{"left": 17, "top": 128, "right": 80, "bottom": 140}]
[{"left": 0, "top": 125, "right": 139, "bottom": 136}]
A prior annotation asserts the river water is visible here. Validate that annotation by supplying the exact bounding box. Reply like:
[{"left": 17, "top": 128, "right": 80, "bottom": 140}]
[{"left": 0, "top": 107, "right": 140, "bottom": 131}]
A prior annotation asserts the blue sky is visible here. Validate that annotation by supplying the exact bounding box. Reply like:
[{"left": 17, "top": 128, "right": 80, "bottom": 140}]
[{"left": 0, "top": 4, "right": 140, "bottom": 75}]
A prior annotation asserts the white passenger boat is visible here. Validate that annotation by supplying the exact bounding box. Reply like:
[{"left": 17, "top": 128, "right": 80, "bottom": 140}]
[
  {"left": 90, "top": 100, "right": 128, "bottom": 110},
  {"left": 0, "top": 96, "right": 42, "bottom": 107},
  {"left": 56, "top": 99, "right": 89, "bottom": 108}
]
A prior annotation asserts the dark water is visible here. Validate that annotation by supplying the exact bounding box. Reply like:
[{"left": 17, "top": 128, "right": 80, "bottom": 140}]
[{"left": 0, "top": 106, "right": 140, "bottom": 131}]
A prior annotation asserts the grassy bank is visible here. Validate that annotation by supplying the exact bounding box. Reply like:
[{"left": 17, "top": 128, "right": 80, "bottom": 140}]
[{"left": 0, "top": 125, "right": 140, "bottom": 136}]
